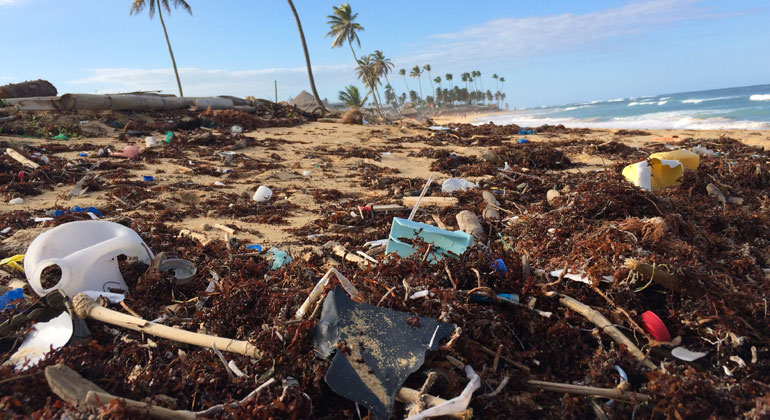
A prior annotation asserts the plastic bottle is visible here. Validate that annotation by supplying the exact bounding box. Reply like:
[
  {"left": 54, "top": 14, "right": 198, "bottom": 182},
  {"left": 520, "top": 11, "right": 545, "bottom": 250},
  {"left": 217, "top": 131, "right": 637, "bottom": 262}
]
[{"left": 24, "top": 220, "right": 154, "bottom": 297}]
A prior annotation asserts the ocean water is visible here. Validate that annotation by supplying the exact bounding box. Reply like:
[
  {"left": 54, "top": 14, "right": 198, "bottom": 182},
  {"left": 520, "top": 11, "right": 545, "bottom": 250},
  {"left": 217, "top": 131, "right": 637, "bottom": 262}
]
[{"left": 477, "top": 84, "right": 770, "bottom": 130}]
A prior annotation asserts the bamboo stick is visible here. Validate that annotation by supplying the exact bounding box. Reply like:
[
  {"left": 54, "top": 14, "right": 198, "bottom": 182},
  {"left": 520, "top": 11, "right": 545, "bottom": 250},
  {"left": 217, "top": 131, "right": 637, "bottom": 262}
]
[{"left": 73, "top": 294, "right": 262, "bottom": 358}]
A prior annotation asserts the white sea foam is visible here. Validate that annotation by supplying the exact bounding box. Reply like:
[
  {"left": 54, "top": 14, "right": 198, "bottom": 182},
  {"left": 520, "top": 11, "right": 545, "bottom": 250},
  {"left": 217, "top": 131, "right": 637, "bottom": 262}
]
[
  {"left": 680, "top": 96, "right": 738, "bottom": 104},
  {"left": 657, "top": 100, "right": 668, "bottom": 106},
  {"left": 750, "top": 94, "right": 770, "bottom": 101},
  {"left": 607, "top": 98, "right": 625, "bottom": 102},
  {"left": 473, "top": 110, "right": 770, "bottom": 130},
  {"left": 628, "top": 101, "right": 655, "bottom": 106}
]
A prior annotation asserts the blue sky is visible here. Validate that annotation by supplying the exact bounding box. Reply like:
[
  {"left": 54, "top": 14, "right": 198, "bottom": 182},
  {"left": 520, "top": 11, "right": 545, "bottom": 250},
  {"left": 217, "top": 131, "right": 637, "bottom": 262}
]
[{"left": 1, "top": 0, "right": 768, "bottom": 107}]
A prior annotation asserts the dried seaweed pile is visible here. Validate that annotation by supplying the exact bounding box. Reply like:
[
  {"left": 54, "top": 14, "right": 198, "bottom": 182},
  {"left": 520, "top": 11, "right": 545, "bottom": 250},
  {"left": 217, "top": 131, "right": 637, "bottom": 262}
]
[{"left": 1, "top": 123, "right": 769, "bottom": 419}]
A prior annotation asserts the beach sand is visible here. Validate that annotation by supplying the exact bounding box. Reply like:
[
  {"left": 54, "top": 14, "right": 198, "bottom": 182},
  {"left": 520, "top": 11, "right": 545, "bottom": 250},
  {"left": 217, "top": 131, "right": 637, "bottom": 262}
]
[{"left": 1, "top": 117, "right": 768, "bottom": 254}]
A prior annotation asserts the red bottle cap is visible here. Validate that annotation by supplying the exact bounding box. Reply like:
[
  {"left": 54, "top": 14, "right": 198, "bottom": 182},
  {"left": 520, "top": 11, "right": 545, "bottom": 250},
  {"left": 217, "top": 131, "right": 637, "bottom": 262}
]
[{"left": 641, "top": 310, "right": 671, "bottom": 341}]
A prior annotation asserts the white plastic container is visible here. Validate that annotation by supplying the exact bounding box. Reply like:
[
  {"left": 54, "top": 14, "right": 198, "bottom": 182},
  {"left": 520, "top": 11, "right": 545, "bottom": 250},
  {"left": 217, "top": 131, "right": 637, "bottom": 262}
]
[
  {"left": 145, "top": 136, "right": 158, "bottom": 148},
  {"left": 24, "top": 220, "right": 154, "bottom": 297},
  {"left": 253, "top": 186, "right": 272, "bottom": 203}
]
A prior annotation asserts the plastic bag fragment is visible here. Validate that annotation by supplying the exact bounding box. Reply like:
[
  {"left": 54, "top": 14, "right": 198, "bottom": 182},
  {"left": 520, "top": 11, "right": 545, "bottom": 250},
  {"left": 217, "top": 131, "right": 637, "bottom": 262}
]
[{"left": 314, "top": 287, "right": 455, "bottom": 419}]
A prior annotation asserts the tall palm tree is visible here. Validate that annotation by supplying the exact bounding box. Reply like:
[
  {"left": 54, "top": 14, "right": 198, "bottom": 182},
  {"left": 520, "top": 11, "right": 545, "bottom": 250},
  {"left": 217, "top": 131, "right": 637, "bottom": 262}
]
[
  {"left": 287, "top": 0, "right": 327, "bottom": 116},
  {"left": 492, "top": 73, "right": 499, "bottom": 93},
  {"left": 371, "top": 50, "right": 394, "bottom": 97},
  {"left": 445, "top": 73, "right": 453, "bottom": 90},
  {"left": 338, "top": 85, "right": 367, "bottom": 109},
  {"left": 398, "top": 68, "right": 410, "bottom": 95},
  {"left": 423, "top": 64, "right": 434, "bottom": 96},
  {"left": 410, "top": 65, "right": 423, "bottom": 102},
  {"left": 434, "top": 76, "right": 442, "bottom": 92},
  {"left": 130, "top": 0, "right": 190, "bottom": 97},
  {"left": 355, "top": 54, "right": 382, "bottom": 114},
  {"left": 499, "top": 76, "right": 505, "bottom": 93}
]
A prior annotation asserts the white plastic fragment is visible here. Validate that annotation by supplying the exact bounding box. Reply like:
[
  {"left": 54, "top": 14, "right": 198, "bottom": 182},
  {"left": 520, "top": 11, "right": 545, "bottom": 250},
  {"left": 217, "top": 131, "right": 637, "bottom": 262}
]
[
  {"left": 8, "top": 198, "right": 24, "bottom": 205},
  {"left": 228, "top": 360, "right": 246, "bottom": 378},
  {"left": 692, "top": 145, "right": 717, "bottom": 156},
  {"left": 364, "top": 239, "right": 388, "bottom": 248},
  {"left": 671, "top": 346, "right": 708, "bottom": 362},
  {"left": 409, "top": 290, "right": 431, "bottom": 300},
  {"left": 550, "top": 269, "right": 592, "bottom": 285},
  {"left": 405, "top": 365, "right": 481, "bottom": 420},
  {"left": 441, "top": 178, "right": 477, "bottom": 193},
  {"left": 9, "top": 312, "right": 73, "bottom": 371},
  {"left": 81, "top": 290, "right": 125, "bottom": 304}
]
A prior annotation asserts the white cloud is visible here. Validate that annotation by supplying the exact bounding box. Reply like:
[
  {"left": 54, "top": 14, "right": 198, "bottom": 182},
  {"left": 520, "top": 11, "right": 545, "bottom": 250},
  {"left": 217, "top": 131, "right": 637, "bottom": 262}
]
[
  {"left": 397, "top": 0, "right": 733, "bottom": 68},
  {"left": 0, "top": 0, "right": 26, "bottom": 5},
  {"left": 65, "top": 64, "right": 353, "bottom": 100}
]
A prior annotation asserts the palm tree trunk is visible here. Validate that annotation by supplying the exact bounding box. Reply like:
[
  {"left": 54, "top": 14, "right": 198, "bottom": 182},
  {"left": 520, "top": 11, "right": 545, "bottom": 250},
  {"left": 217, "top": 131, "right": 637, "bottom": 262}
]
[
  {"left": 402, "top": 75, "right": 409, "bottom": 95},
  {"left": 156, "top": 0, "right": 184, "bottom": 98},
  {"left": 417, "top": 76, "right": 423, "bottom": 102},
  {"left": 287, "top": 0, "right": 326, "bottom": 116}
]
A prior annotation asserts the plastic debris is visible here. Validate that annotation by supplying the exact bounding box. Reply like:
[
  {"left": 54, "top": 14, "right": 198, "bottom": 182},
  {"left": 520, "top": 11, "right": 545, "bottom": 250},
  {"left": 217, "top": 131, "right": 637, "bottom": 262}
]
[
  {"left": 622, "top": 158, "right": 684, "bottom": 191},
  {"left": 491, "top": 258, "right": 507, "bottom": 275},
  {"left": 641, "top": 310, "right": 671, "bottom": 341},
  {"left": 314, "top": 287, "right": 455, "bottom": 419},
  {"left": 518, "top": 138, "right": 530, "bottom": 144},
  {"left": 692, "top": 145, "right": 717, "bottom": 156},
  {"left": 230, "top": 125, "right": 243, "bottom": 134},
  {"left": 9, "top": 311, "right": 73, "bottom": 371},
  {"left": 267, "top": 248, "right": 292, "bottom": 270},
  {"left": 51, "top": 133, "right": 69, "bottom": 140},
  {"left": 405, "top": 364, "right": 480, "bottom": 420},
  {"left": 386, "top": 217, "right": 473, "bottom": 262},
  {"left": 649, "top": 149, "right": 700, "bottom": 170},
  {"left": 441, "top": 178, "right": 477, "bottom": 193},
  {"left": 111, "top": 145, "right": 140, "bottom": 158},
  {"left": 469, "top": 292, "right": 519, "bottom": 304},
  {"left": 145, "top": 136, "right": 158, "bottom": 147},
  {"left": 81, "top": 291, "right": 125, "bottom": 304},
  {"left": 157, "top": 258, "right": 198, "bottom": 285},
  {"left": 253, "top": 185, "right": 272, "bottom": 203},
  {"left": 0, "top": 288, "right": 24, "bottom": 311},
  {"left": 142, "top": 175, "right": 154, "bottom": 182},
  {"left": 8, "top": 197, "right": 24, "bottom": 205},
  {"left": 245, "top": 244, "right": 262, "bottom": 252},
  {"left": 165, "top": 131, "right": 174, "bottom": 143},
  {"left": 671, "top": 346, "right": 708, "bottom": 362},
  {"left": 24, "top": 220, "right": 154, "bottom": 297},
  {"left": 550, "top": 269, "right": 592, "bottom": 284}
]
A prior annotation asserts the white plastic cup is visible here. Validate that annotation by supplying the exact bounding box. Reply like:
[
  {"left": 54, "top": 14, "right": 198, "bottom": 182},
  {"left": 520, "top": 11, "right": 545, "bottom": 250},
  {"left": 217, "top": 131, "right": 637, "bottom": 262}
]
[
  {"left": 145, "top": 136, "right": 158, "bottom": 148},
  {"left": 253, "top": 186, "right": 272, "bottom": 203}
]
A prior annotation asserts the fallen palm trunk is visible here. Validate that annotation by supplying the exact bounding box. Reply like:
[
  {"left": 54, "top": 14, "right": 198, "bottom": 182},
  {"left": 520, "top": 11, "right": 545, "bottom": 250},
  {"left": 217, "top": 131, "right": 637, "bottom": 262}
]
[
  {"left": 548, "top": 292, "right": 656, "bottom": 369},
  {"left": 72, "top": 293, "right": 262, "bottom": 358},
  {"left": 58, "top": 94, "right": 194, "bottom": 111}
]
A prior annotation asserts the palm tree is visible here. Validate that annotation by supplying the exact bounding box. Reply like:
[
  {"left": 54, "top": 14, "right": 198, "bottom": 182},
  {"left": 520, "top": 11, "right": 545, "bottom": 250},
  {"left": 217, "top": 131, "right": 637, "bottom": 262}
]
[
  {"left": 286, "top": 0, "right": 327, "bottom": 116},
  {"left": 499, "top": 76, "right": 505, "bottom": 93},
  {"left": 355, "top": 54, "right": 382, "bottom": 114},
  {"left": 461, "top": 72, "right": 470, "bottom": 102},
  {"left": 409, "top": 65, "right": 423, "bottom": 102},
  {"left": 398, "top": 68, "right": 409, "bottom": 95},
  {"left": 371, "top": 50, "right": 394, "bottom": 98},
  {"left": 492, "top": 73, "right": 499, "bottom": 93},
  {"left": 130, "top": 0, "right": 191, "bottom": 97},
  {"left": 326, "top": 3, "right": 379, "bottom": 113},
  {"left": 423, "top": 64, "right": 434, "bottom": 97},
  {"left": 445, "top": 73, "right": 453, "bottom": 90},
  {"left": 434, "top": 76, "right": 442, "bottom": 101},
  {"left": 338, "top": 85, "right": 367, "bottom": 109}
]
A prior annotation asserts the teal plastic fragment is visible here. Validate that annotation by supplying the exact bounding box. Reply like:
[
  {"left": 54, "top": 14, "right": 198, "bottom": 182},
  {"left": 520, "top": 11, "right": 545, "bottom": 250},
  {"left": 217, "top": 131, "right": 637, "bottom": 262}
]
[
  {"left": 385, "top": 217, "right": 473, "bottom": 262},
  {"left": 268, "top": 248, "right": 292, "bottom": 270}
]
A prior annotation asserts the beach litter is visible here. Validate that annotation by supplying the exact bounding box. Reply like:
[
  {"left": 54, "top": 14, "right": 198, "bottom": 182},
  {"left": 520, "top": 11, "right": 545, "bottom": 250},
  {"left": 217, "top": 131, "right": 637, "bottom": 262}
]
[
  {"left": 441, "top": 177, "right": 477, "bottom": 193},
  {"left": 314, "top": 286, "right": 456, "bottom": 419}
]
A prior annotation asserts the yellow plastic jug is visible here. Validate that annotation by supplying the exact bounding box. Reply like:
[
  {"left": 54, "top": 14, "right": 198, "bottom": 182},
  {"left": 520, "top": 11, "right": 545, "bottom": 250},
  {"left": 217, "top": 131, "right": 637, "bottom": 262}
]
[
  {"left": 622, "top": 158, "right": 684, "bottom": 191},
  {"left": 649, "top": 150, "right": 700, "bottom": 170}
]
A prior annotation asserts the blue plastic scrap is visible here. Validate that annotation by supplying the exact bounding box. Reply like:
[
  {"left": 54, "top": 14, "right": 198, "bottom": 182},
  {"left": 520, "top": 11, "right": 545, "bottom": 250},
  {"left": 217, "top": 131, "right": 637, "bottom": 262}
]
[
  {"left": 518, "top": 138, "right": 530, "bottom": 144},
  {"left": 491, "top": 259, "right": 507, "bottom": 275},
  {"left": 469, "top": 292, "right": 519, "bottom": 304},
  {"left": 0, "top": 288, "right": 24, "bottom": 311},
  {"left": 268, "top": 248, "right": 292, "bottom": 270},
  {"left": 246, "top": 244, "right": 262, "bottom": 252},
  {"left": 385, "top": 217, "right": 473, "bottom": 263}
]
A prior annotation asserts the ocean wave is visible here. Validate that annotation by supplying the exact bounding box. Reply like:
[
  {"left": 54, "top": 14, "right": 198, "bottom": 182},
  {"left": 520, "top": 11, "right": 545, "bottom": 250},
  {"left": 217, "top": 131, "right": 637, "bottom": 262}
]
[
  {"left": 750, "top": 94, "right": 770, "bottom": 101},
  {"left": 680, "top": 96, "right": 738, "bottom": 104},
  {"left": 473, "top": 110, "right": 770, "bottom": 130},
  {"left": 563, "top": 105, "right": 591, "bottom": 111},
  {"left": 607, "top": 98, "right": 625, "bottom": 102},
  {"left": 657, "top": 100, "right": 668, "bottom": 106},
  {"left": 628, "top": 101, "right": 655, "bottom": 106}
]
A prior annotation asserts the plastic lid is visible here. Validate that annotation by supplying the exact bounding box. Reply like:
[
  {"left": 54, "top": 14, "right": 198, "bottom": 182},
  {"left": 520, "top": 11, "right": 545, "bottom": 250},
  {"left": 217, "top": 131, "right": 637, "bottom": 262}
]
[{"left": 641, "top": 310, "right": 671, "bottom": 341}]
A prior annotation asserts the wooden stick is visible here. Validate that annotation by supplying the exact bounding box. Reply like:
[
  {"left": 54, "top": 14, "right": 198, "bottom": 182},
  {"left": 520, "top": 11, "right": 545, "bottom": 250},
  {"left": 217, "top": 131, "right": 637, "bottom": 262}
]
[
  {"left": 332, "top": 244, "right": 370, "bottom": 267},
  {"left": 86, "top": 391, "right": 197, "bottom": 420},
  {"left": 73, "top": 294, "right": 262, "bottom": 358},
  {"left": 550, "top": 292, "right": 656, "bottom": 369},
  {"left": 402, "top": 196, "right": 458, "bottom": 208},
  {"left": 6, "top": 148, "right": 39, "bottom": 169},
  {"left": 527, "top": 380, "right": 650, "bottom": 403},
  {"left": 624, "top": 259, "right": 680, "bottom": 293},
  {"left": 467, "top": 339, "right": 530, "bottom": 373},
  {"left": 213, "top": 224, "right": 235, "bottom": 235}
]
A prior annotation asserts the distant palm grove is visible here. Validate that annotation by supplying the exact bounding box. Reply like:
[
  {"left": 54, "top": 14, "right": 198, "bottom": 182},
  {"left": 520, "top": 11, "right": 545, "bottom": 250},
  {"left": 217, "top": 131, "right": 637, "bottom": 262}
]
[{"left": 132, "top": 0, "right": 507, "bottom": 115}]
